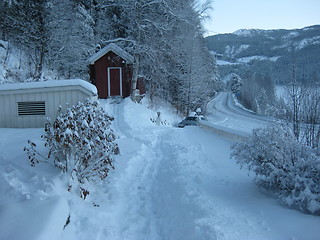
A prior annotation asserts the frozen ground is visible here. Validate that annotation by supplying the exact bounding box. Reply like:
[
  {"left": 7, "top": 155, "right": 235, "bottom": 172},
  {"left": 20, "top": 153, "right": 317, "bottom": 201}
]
[{"left": 0, "top": 97, "right": 319, "bottom": 240}]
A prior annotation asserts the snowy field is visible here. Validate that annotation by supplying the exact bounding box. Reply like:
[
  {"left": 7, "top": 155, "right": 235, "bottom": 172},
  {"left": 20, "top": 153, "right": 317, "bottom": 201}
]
[{"left": 0, "top": 97, "right": 320, "bottom": 240}]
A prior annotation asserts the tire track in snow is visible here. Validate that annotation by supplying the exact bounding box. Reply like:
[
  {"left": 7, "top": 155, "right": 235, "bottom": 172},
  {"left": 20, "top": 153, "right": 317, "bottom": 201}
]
[
  {"left": 170, "top": 128, "right": 275, "bottom": 240},
  {"left": 100, "top": 100, "right": 270, "bottom": 240},
  {"left": 65, "top": 100, "right": 320, "bottom": 240},
  {"left": 152, "top": 132, "right": 218, "bottom": 240},
  {"left": 104, "top": 102, "right": 236, "bottom": 239}
]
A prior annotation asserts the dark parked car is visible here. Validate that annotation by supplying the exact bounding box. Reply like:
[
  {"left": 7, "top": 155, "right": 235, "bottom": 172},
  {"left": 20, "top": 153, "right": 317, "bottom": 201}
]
[{"left": 178, "top": 116, "right": 199, "bottom": 128}]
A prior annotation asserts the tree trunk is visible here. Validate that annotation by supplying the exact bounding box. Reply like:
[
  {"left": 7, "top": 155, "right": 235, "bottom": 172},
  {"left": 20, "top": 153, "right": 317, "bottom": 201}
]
[{"left": 131, "top": 56, "right": 139, "bottom": 101}]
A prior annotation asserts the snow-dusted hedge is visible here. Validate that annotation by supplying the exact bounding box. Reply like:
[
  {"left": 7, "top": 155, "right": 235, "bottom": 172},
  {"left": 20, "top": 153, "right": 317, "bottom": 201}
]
[
  {"left": 26, "top": 100, "right": 119, "bottom": 192},
  {"left": 231, "top": 125, "right": 320, "bottom": 215}
]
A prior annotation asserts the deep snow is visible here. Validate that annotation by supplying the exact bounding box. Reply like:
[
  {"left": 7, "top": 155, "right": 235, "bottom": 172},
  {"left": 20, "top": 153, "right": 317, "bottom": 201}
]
[
  {"left": 0, "top": 97, "right": 319, "bottom": 240},
  {"left": 0, "top": 79, "right": 97, "bottom": 94}
]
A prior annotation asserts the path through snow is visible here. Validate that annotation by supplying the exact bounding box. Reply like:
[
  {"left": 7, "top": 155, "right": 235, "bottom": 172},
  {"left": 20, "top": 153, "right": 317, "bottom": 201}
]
[
  {"left": 0, "top": 98, "right": 319, "bottom": 240},
  {"left": 85, "top": 99, "right": 320, "bottom": 240}
]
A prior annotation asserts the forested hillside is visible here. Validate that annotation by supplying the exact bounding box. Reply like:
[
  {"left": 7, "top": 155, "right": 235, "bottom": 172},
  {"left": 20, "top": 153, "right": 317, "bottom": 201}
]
[
  {"left": 0, "top": 0, "right": 220, "bottom": 114},
  {"left": 206, "top": 25, "right": 320, "bottom": 84},
  {"left": 206, "top": 26, "right": 319, "bottom": 150}
]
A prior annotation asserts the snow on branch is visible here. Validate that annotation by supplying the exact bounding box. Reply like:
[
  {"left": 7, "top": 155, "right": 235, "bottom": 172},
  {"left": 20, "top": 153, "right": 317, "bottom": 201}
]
[
  {"left": 25, "top": 100, "right": 119, "bottom": 198},
  {"left": 231, "top": 124, "right": 320, "bottom": 215}
]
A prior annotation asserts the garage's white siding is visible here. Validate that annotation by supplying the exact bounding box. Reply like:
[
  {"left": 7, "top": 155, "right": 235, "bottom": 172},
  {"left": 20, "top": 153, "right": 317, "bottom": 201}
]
[{"left": 0, "top": 79, "right": 97, "bottom": 128}]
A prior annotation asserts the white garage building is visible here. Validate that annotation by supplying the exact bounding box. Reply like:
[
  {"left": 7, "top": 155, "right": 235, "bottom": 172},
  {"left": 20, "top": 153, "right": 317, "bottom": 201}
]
[{"left": 0, "top": 79, "right": 97, "bottom": 128}]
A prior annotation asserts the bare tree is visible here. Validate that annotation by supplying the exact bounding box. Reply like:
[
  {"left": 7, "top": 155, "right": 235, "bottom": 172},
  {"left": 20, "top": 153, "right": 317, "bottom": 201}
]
[
  {"left": 283, "top": 66, "right": 320, "bottom": 149},
  {"left": 300, "top": 82, "right": 320, "bottom": 149},
  {"left": 46, "top": 0, "right": 95, "bottom": 79},
  {"left": 4, "top": 0, "right": 49, "bottom": 80}
]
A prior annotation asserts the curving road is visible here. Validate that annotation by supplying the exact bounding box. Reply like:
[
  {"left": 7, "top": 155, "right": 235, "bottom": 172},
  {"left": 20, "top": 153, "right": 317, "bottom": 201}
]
[{"left": 205, "top": 92, "right": 275, "bottom": 134}]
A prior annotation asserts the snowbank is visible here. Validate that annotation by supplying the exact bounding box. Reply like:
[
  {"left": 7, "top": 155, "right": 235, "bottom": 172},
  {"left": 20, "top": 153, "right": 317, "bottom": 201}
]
[
  {"left": 199, "top": 120, "right": 249, "bottom": 141},
  {"left": 0, "top": 128, "right": 70, "bottom": 240},
  {"left": 237, "top": 55, "right": 280, "bottom": 63},
  {"left": 0, "top": 79, "right": 97, "bottom": 95},
  {"left": 0, "top": 197, "right": 69, "bottom": 240},
  {"left": 216, "top": 59, "right": 238, "bottom": 66}
]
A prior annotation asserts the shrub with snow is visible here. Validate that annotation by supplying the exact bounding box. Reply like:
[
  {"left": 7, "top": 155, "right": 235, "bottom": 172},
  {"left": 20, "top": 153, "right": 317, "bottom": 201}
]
[
  {"left": 26, "top": 100, "right": 119, "bottom": 195},
  {"left": 231, "top": 124, "right": 320, "bottom": 215}
]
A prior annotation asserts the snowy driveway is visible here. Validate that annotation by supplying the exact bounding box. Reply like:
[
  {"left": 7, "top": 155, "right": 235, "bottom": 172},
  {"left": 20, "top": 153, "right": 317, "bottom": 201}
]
[
  {"left": 0, "top": 98, "right": 319, "bottom": 240},
  {"left": 91, "top": 99, "right": 320, "bottom": 240}
]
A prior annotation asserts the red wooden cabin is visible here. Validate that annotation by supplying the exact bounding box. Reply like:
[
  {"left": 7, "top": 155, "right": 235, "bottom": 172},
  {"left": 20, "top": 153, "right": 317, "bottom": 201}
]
[{"left": 88, "top": 43, "right": 134, "bottom": 99}]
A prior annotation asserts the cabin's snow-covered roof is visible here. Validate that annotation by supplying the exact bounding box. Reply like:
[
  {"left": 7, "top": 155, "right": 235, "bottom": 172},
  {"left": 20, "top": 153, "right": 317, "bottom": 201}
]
[
  {"left": 88, "top": 43, "right": 134, "bottom": 65},
  {"left": 0, "top": 79, "right": 97, "bottom": 95}
]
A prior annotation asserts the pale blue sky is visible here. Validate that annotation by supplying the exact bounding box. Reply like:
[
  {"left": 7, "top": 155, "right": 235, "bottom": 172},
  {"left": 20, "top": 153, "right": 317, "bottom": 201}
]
[{"left": 202, "top": 0, "right": 320, "bottom": 36}]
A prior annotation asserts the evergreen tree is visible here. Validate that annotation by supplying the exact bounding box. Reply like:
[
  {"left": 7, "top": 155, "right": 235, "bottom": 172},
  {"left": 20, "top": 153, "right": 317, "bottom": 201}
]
[{"left": 238, "top": 73, "right": 275, "bottom": 114}]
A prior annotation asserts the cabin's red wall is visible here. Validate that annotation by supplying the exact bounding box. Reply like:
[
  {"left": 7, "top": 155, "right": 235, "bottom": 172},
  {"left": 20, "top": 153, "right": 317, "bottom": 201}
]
[{"left": 90, "top": 51, "right": 132, "bottom": 99}]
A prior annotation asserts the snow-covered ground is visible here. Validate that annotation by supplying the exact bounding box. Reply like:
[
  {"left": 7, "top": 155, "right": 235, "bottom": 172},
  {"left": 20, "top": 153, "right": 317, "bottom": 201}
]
[
  {"left": 216, "top": 56, "right": 279, "bottom": 66},
  {"left": 216, "top": 60, "right": 239, "bottom": 66},
  {"left": 1, "top": 97, "right": 319, "bottom": 240},
  {"left": 0, "top": 40, "right": 59, "bottom": 84},
  {"left": 237, "top": 55, "right": 280, "bottom": 63}
]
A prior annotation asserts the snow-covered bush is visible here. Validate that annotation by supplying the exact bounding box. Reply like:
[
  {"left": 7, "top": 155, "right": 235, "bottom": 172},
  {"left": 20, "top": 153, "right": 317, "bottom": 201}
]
[
  {"left": 231, "top": 125, "right": 320, "bottom": 214},
  {"left": 26, "top": 100, "right": 119, "bottom": 193}
]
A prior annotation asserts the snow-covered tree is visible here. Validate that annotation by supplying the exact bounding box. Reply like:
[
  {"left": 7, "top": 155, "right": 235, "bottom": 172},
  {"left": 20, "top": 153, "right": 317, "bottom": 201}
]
[
  {"left": 231, "top": 124, "right": 320, "bottom": 215},
  {"left": 301, "top": 83, "right": 320, "bottom": 149},
  {"left": 3, "top": 0, "right": 49, "bottom": 80},
  {"left": 225, "top": 73, "right": 242, "bottom": 94},
  {"left": 255, "top": 88, "right": 269, "bottom": 114},
  {"left": 279, "top": 67, "right": 320, "bottom": 149},
  {"left": 46, "top": 0, "right": 95, "bottom": 79},
  {"left": 2, "top": 0, "right": 220, "bottom": 113},
  {"left": 93, "top": 1, "right": 131, "bottom": 45},
  {"left": 141, "top": 0, "right": 219, "bottom": 113},
  {"left": 91, "top": 0, "right": 220, "bottom": 111},
  {"left": 238, "top": 73, "right": 275, "bottom": 114}
]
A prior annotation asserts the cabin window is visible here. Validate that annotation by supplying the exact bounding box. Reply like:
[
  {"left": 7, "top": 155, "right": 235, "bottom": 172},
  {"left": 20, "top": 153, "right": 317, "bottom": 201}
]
[{"left": 18, "top": 101, "right": 46, "bottom": 116}]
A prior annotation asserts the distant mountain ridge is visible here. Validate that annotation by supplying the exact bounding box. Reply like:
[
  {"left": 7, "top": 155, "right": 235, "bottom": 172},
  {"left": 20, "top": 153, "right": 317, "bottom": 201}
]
[{"left": 206, "top": 25, "right": 320, "bottom": 84}]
